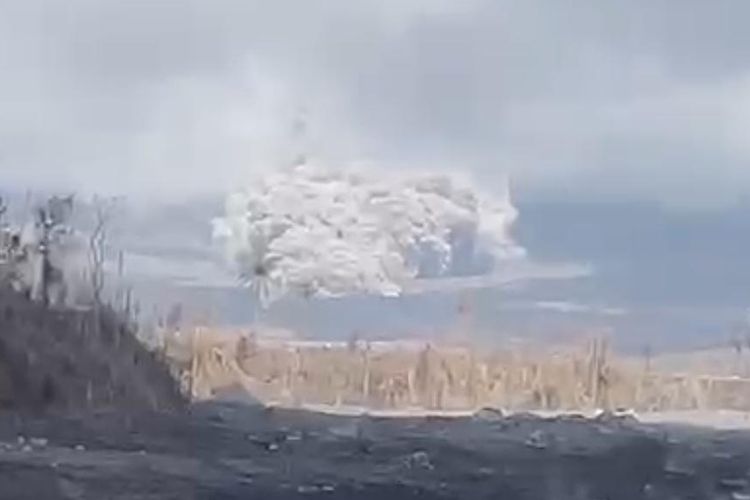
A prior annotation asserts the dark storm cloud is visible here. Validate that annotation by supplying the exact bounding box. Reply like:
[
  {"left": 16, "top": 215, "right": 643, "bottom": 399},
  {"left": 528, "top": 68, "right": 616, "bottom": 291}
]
[{"left": 0, "top": 0, "right": 748, "bottom": 207}]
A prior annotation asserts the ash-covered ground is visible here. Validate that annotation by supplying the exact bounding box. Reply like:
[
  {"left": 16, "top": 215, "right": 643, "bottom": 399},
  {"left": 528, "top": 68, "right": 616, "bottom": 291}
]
[{"left": 1, "top": 403, "right": 750, "bottom": 500}]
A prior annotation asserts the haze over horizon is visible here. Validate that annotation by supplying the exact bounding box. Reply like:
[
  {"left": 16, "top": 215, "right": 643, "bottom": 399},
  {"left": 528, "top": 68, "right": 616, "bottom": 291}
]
[
  {"left": 2, "top": 1, "right": 750, "bottom": 352},
  {"left": 1, "top": 0, "right": 749, "bottom": 210}
]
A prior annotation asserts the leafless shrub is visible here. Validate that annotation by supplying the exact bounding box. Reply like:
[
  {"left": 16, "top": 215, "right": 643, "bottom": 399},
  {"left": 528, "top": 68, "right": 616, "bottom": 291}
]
[{"left": 88, "top": 196, "right": 117, "bottom": 306}]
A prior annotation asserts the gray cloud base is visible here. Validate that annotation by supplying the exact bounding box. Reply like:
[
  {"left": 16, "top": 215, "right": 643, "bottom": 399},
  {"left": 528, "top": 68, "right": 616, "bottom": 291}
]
[{"left": 0, "top": 0, "right": 748, "bottom": 209}]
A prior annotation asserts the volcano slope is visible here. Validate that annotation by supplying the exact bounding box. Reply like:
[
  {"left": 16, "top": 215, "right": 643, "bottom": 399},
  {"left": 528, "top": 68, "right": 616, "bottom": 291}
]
[
  {"left": 2, "top": 290, "right": 750, "bottom": 499},
  {"left": 0, "top": 288, "right": 184, "bottom": 413}
]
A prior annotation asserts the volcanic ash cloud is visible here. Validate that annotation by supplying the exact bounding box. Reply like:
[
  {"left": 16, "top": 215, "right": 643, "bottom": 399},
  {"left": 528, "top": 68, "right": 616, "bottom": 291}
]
[{"left": 212, "top": 163, "right": 524, "bottom": 307}]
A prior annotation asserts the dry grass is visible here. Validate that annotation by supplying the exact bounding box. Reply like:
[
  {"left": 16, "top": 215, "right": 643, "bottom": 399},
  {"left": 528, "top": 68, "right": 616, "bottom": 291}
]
[{"left": 160, "top": 327, "right": 750, "bottom": 413}]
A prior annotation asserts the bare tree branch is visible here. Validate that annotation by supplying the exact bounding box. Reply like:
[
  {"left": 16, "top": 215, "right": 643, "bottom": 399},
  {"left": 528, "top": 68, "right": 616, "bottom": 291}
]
[{"left": 89, "top": 196, "right": 116, "bottom": 306}]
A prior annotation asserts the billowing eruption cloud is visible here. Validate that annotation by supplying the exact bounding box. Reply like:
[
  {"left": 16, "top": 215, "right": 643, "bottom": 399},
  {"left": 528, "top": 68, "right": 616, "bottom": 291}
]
[{"left": 212, "top": 163, "right": 524, "bottom": 307}]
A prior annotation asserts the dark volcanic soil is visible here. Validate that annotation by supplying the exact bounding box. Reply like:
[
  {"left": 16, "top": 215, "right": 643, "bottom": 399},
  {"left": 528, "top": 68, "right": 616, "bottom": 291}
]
[{"left": 1, "top": 404, "right": 750, "bottom": 500}]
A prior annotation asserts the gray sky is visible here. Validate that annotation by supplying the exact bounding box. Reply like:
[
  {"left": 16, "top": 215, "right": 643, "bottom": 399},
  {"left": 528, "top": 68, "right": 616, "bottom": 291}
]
[{"left": 1, "top": 0, "right": 748, "bottom": 208}]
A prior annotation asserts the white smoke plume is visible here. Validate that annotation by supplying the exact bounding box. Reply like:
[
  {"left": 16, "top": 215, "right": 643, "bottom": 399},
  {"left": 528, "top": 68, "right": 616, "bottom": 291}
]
[{"left": 212, "top": 163, "right": 524, "bottom": 307}]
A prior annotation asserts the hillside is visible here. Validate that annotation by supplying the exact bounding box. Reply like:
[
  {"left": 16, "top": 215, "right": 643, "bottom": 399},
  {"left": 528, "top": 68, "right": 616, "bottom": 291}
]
[{"left": 0, "top": 287, "right": 184, "bottom": 413}]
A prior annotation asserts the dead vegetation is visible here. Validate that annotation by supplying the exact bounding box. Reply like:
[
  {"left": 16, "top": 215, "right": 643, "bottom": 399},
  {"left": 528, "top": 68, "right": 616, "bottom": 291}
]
[
  {"left": 0, "top": 287, "right": 185, "bottom": 413},
  {"left": 163, "top": 327, "right": 750, "bottom": 413},
  {"left": 0, "top": 193, "right": 184, "bottom": 414}
]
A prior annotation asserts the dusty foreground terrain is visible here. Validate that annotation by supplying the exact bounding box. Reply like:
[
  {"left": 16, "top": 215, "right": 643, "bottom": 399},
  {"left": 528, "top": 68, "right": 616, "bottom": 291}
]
[{"left": 1, "top": 403, "right": 750, "bottom": 500}]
